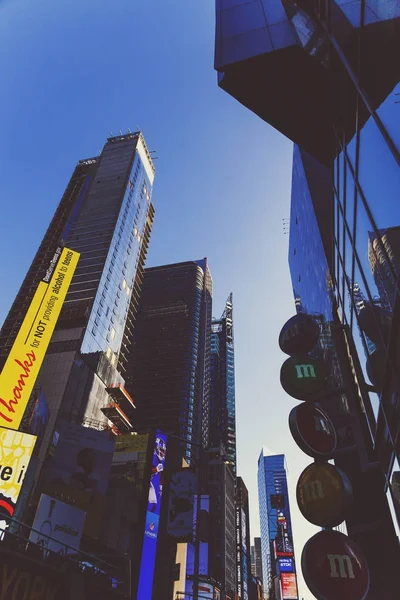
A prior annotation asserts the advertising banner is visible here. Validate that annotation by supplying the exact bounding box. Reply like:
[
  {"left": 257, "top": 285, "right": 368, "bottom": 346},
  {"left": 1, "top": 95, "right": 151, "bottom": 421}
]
[
  {"left": 167, "top": 468, "right": 196, "bottom": 540},
  {"left": 0, "top": 247, "right": 79, "bottom": 430},
  {"left": 278, "top": 558, "right": 294, "bottom": 573},
  {"left": 137, "top": 430, "right": 167, "bottom": 600},
  {"left": 30, "top": 494, "right": 86, "bottom": 555},
  {"left": 0, "top": 427, "right": 36, "bottom": 522},
  {"left": 43, "top": 423, "right": 114, "bottom": 538},
  {"left": 281, "top": 573, "right": 298, "bottom": 600}
]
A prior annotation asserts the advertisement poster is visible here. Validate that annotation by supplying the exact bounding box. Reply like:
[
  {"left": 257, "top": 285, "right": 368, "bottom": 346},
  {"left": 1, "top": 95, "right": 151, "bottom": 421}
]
[
  {"left": 167, "top": 468, "right": 196, "bottom": 540},
  {"left": 0, "top": 427, "right": 36, "bottom": 527},
  {"left": 275, "top": 512, "right": 294, "bottom": 557},
  {"left": 30, "top": 494, "right": 86, "bottom": 555},
  {"left": 43, "top": 423, "right": 114, "bottom": 538},
  {"left": 185, "top": 580, "right": 214, "bottom": 600},
  {"left": 137, "top": 430, "right": 167, "bottom": 600},
  {"left": 0, "top": 247, "right": 79, "bottom": 430},
  {"left": 279, "top": 558, "right": 294, "bottom": 573},
  {"left": 281, "top": 573, "right": 298, "bottom": 600}
]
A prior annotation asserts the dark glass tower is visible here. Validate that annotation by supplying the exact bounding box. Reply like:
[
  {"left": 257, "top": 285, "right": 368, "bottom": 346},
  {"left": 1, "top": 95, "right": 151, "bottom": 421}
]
[
  {"left": 123, "top": 259, "right": 213, "bottom": 464},
  {"left": 210, "top": 293, "right": 236, "bottom": 472}
]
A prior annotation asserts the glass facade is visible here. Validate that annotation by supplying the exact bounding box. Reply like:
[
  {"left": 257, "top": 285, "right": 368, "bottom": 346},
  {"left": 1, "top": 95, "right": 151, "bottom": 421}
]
[
  {"left": 215, "top": 1, "right": 400, "bottom": 595},
  {"left": 64, "top": 134, "right": 155, "bottom": 368},
  {"left": 257, "top": 451, "right": 297, "bottom": 599},
  {"left": 210, "top": 293, "right": 236, "bottom": 472}
]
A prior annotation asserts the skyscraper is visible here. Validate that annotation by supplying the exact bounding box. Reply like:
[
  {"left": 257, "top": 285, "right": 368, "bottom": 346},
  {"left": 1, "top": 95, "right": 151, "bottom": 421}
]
[
  {"left": 1, "top": 132, "right": 156, "bottom": 513},
  {"left": 124, "top": 259, "right": 212, "bottom": 464},
  {"left": 210, "top": 293, "right": 236, "bottom": 471},
  {"left": 251, "top": 537, "right": 263, "bottom": 583},
  {"left": 258, "top": 450, "right": 297, "bottom": 600},
  {"left": 236, "top": 477, "right": 252, "bottom": 600}
]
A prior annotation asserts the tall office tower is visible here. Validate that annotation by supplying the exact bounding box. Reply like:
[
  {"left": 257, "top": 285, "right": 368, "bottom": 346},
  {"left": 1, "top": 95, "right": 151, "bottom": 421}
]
[
  {"left": 215, "top": 3, "right": 400, "bottom": 598},
  {"left": 210, "top": 293, "right": 236, "bottom": 471},
  {"left": 258, "top": 450, "right": 298, "bottom": 600},
  {"left": 0, "top": 132, "right": 155, "bottom": 486},
  {"left": 123, "top": 259, "right": 213, "bottom": 464},
  {"left": 252, "top": 537, "right": 263, "bottom": 582},
  {"left": 204, "top": 447, "right": 236, "bottom": 598},
  {"left": 236, "top": 477, "right": 252, "bottom": 600}
]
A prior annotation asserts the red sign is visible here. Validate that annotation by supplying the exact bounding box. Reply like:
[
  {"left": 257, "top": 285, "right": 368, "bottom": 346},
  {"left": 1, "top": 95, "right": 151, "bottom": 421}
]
[
  {"left": 302, "top": 530, "right": 370, "bottom": 600},
  {"left": 289, "top": 403, "right": 337, "bottom": 458},
  {"left": 281, "top": 573, "right": 298, "bottom": 599}
]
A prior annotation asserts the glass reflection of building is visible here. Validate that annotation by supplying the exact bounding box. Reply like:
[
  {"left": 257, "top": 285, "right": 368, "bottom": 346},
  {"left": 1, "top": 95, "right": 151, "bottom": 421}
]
[
  {"left": 215, "top": 3, "right": 400, "bottom": 597},
  {"left": 257, "top": 451, "right": 297, "bottom": 600}
]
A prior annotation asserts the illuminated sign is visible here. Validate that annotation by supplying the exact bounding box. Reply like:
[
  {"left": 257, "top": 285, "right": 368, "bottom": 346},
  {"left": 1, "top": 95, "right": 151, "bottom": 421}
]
[
  {"left": 280, "top": 355, "right": 328, "bottom": 400},
  {"left": 279, "top": 558, "right": 294, "bottom": 573},
  {"left": 281, "top": 573, "right": 298, "bottom": 600},
  {"left": 302, "top": 530, "right": 370, "bottom": 600},
  {"left": 0, "top": 427, "right": 36, "bottom": 522},
  {"left": 279, "top": 313, "right": 320, "bottom": 355},
  {"left": 0, "top": 247, "right": 79, "bottom": 430},
  {"left": 137, "top": 430, "right": 167, "bottom": 599},
  {"left": 297, "top": 463, "right": 353, "bottom": 528}
]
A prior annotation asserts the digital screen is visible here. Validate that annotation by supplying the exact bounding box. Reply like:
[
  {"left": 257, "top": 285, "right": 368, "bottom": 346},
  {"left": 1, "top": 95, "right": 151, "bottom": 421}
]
[
  {"left": 281, "top": 573, "right": 298, "bottom": 600},
  {"left": 279, "top": 558, "right": 294, "bottom": 573},
  {"left": 137, "top": 430, "right": 167, "bottom": 599}
]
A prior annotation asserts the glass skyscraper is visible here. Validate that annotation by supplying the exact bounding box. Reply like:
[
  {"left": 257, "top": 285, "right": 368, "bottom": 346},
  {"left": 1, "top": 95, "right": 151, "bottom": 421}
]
[
  {"left": 215, "top": 3, "right": 400, "bottom": 597},
  {"left": 123, "top": 259, "right": 213, "bottom": 464},
  {"left": 258, "top": 450, "right": 297, "bottom": 600},
  {"left": 210, "top": 293, "right": 236, "bottom": 471}
]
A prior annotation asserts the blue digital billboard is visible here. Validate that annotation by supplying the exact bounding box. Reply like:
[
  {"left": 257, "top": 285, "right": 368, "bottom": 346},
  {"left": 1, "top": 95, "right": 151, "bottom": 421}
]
[
  {"left": 137, "top": 430, "right": 167, "bottom": 599},
  {"left": 278, "top": 558, "right": 294, "bottom": 573}
]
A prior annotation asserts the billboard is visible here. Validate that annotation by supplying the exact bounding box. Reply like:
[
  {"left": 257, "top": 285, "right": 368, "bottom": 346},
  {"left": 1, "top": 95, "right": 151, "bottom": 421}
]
[
  {"left": 0, "top": 247, "right": 79, "bottom": 430},
  {"left": 185, "top": 580, "right": 214, "bottom": 600},
  {"left": 0, "top": 427, "right": 36, "bottom": 524},
  {"left": 137, "top": 430, "right": 167, "bottom": 600},
  {"left": 30, "top": 494, "right": 85, "bottom": 555},
  {"left": 167, "top": 469, "right": 196, "bottom": 540},
  {"left": 43, "top": 423, "right": 114, "bottom": 538},
  {"left": 186, "top": 495, "right": 210, "bottom": 577},
  {"left": 281, "top": 573, "right": 298, "bottom": 600},
  {"left": 275, "top": 512, "right": 294, "bottom": 557},
  {"left": 279, "top": 558, "right": 294, "bottom": 573}
]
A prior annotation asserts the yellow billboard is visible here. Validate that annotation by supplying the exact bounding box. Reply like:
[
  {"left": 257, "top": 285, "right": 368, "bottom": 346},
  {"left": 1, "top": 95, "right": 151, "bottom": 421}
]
[
  {"left": 0, "top": 427, "right": 36, "bottom": 518},
  {"left": 0, "top": 247, "right": 79, "bottom": 430}
]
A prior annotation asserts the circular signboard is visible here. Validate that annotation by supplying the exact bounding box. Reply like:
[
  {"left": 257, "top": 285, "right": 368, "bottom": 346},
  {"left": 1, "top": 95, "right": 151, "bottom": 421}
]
[
  {"left": 280, "top": 355, "right": 328, "bottom": 401},
  {"left": 302, "top": 530, "right": 370, "bottom": 600},
  {"left": 289, "top": 404, "right": 337, "bottom": 458},
  {"left": 279, "top": 314, "right": 320, "bottom": 356},
  {"left": 297, "top": 463, "right": 352, "bottom": 527}
]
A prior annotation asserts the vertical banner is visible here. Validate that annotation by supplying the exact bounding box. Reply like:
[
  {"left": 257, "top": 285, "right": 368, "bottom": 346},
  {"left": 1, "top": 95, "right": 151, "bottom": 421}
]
[
  {"left": 137, "top": 430, "right": 167, "bottom": 600},
  {"left": 167, "top": 469, "right": 196, "bottom": 540},
  {"left": 0, "top": 247, "right": 79, "bottom": 430},
  {"left": 0, "top": 427, "right": 36, "bottom": 525}
]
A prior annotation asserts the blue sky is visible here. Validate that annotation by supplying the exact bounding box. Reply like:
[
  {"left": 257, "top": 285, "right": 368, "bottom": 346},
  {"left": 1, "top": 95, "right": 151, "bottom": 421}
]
[{"left": 0, "top": 1, "right": 318, "bottom": 596}]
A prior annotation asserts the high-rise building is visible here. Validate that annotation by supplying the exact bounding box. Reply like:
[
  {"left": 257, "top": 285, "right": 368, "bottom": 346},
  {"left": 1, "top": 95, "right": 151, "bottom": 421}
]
[
  {"left": 1, "top": 131, "right": 155, "bottom": 482},
  {"left": 236, "top": 477, "right": 252, "bottom": 600},
  {"left": 258, "top": 450, "right": 297, "bottom": 600},
  {"left": 210, "top": 293, "right": 236, "bottom": 472},
  {"left": 215, "top": 3, "right": 400, "bottom": 597},
  {"left": 123, "top": 259, "right": 213, "bottom": 464},
  {"left": 251, "top": 537, "right": 263, "bottom": 583}
]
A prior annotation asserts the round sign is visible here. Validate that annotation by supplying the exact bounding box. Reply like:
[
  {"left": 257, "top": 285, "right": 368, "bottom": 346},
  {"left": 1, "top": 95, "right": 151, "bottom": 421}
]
[
  {"left": 297, "top": 462, "right": 352, "bottom": 527},
  {"left": 280, "top": 355, "right": 328, "bottom": 401},
  {"left": 301, "top": 530, "right": 370, "bottom": 600},
  {"left": 358, "top": 302, "right": 390, "bottom": 346},
  {"left": 289, "top": 404, "right": 337, "bottom": 458},
  {"left": 279, "top": 314, "right": 320, "bottom": 356}
]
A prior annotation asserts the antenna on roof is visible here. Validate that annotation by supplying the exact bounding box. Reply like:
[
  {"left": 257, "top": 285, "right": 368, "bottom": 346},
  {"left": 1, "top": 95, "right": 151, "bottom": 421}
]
[
  {"left": 119, "top": 130, "right": 123, "bottom": 136},
  {"left": 127, "top": 128, "right": 131, "bottom": 133},
  {"left": 110, "top": 132, "right": 114, "bottom": 137}
]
